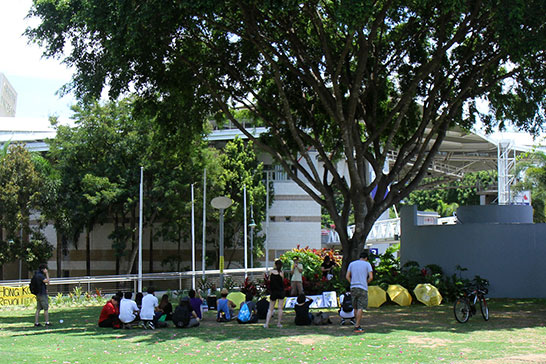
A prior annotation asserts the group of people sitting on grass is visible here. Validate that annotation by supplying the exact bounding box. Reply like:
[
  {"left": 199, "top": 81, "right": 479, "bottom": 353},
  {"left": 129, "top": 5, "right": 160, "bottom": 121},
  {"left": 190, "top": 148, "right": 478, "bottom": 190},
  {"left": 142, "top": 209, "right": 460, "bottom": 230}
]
[
  {"left": 98, "top": 287, "right": 203, "bottom": 329},
  {"left": 99, "top": 261, "right": 335, "bottom": 330},
  {"left": 98, "top": 287, "right": 325, "bottom": 330}
]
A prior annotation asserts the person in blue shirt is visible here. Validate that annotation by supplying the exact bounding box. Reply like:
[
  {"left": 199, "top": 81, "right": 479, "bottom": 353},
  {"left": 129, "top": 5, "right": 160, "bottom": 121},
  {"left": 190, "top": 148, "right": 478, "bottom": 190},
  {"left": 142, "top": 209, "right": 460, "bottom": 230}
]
[
  {"left": 346, "top": 251, "right": 373, "bottom": 333},
  {"left": 216, "top": 288, "right": 235, "bottom": 321}
]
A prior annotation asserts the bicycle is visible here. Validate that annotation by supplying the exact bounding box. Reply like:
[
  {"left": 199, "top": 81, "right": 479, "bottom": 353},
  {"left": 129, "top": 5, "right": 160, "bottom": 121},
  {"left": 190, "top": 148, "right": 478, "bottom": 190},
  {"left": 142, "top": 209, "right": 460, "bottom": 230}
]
[{"left": 453, "top": 278, "right": 489, "bottom": 323}]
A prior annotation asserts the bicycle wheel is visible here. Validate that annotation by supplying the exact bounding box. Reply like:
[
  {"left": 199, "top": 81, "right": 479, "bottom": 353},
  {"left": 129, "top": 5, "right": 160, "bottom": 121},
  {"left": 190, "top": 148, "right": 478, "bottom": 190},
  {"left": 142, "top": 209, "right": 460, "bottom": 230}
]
[
  {"left": 479, "top": 297, "right": 489, "bottom": 321},
  {"left": 454, "top": 298, "right": 470, "bottom": 323}
]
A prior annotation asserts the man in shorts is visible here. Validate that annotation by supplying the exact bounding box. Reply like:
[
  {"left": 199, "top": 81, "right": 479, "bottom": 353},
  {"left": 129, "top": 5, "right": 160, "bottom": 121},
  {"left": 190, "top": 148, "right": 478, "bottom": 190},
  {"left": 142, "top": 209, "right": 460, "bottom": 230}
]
[
  {"left": 346, "top": 251, "right": 373, "bottom": 333},
  {"left": 33, "top": 263, "right": 51, "bottom": 327}
]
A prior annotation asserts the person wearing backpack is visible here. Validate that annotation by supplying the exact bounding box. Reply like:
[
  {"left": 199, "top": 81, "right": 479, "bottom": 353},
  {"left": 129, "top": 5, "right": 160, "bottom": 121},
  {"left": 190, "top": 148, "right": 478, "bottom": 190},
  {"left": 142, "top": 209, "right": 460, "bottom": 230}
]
[
  {"left": 338, "top": 291, "right": 356, "bottom": 326},
  {"left": 237, "top": 293, "right": 258, "bottom": 324},
  {"left": 31, "top": 263, "right": 50, "bottom": 327},
  {"left": 172, "top": 296, "right": 200, "bottom": 328}
]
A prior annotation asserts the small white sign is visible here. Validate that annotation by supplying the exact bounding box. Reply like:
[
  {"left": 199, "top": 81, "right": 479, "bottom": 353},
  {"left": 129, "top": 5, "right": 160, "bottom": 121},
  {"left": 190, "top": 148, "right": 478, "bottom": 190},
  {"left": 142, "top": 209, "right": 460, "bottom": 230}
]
[
  {"left": 513, "top": 190, "right": 531, "bottom": 205},
  {"left": 283, "top": 291, "right": 338, "bottom": 309}
]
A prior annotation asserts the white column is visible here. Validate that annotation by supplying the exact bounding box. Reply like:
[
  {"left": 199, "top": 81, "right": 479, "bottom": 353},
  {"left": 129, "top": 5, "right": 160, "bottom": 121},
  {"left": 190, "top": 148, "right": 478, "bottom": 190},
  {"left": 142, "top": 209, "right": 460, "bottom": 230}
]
[
  {"left": 202, "top": 168, "right": 207, "bottom": 279},
  {"left": 265, "top": 171, "right": 270, "bottom": 271},
  {"left": 191, "top": 184, "right": 196, "bottom": 289},
  {"left": 243, "top": 184, "right": 248, "bottom": 278},
  {"left": 138, "top": 166, "right": 143, "bottom": 292}
]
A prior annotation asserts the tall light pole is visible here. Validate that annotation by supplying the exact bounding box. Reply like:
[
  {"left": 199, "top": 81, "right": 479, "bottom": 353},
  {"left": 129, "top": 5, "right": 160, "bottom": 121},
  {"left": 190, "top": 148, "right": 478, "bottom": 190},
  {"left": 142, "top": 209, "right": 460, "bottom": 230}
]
[
  {"left": 249, "top": 217, "right": 257, "bottom": 273},
  {"left": 265, "top": 171, "right": 270, "bottom": 271},
  {"left": 202, "top": 168, "right": 207, "bottom": 280},
  {"left": 138, "top": 166, "right": 143, "bottom": 292},
  {"left": 191, "top": 184, "right": 196, "bottom": 289},
  {"left": 243, "top": 184, "right": 248, "bottom": 278},
  {"left": 211, "top": 196, "right": 233, "bottom": 288}
]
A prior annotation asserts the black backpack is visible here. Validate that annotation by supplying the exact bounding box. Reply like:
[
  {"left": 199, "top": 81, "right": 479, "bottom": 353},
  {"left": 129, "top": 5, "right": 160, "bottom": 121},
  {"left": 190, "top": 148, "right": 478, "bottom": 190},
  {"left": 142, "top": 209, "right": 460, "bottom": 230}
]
[
  {"left": 29, "top": 273, "right": 41, "bottom": 295},
  {"left": 341, "top": 292, "right": 353, "bottom": 312},
  {"left": 172, "top": 304, "right": 191, "bottom": 328}
]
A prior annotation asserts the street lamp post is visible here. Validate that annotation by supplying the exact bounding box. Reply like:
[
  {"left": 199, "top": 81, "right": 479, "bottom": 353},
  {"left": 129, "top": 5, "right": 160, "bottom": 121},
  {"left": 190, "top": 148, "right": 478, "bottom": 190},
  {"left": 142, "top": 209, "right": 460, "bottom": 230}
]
[
  {"left": 249, "top": 219, "right": 257, "bottom": 273},
  {"left": 211, "top": 196, "right": 233, "bottom": 289}
]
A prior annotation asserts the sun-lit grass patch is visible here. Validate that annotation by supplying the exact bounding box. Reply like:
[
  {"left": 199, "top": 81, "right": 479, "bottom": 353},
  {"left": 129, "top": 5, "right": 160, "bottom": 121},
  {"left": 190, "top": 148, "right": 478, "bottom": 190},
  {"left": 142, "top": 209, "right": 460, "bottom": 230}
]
[{"left": 0, "top": 299, "right": 544, "bottom": 363}]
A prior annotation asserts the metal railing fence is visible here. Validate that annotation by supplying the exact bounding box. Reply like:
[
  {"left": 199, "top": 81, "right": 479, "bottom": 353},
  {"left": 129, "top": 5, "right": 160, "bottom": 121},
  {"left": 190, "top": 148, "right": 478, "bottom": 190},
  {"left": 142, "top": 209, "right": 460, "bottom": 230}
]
[{"left": 0, "top": 268, "right": 268, "bottom": 295}]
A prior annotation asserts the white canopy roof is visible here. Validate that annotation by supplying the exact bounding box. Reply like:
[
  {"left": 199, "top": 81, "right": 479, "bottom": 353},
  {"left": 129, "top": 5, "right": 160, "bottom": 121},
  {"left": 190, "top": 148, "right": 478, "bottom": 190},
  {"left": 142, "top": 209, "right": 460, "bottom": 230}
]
[{"left": 0, "top": 117, "right": 541, "bottom": 176}]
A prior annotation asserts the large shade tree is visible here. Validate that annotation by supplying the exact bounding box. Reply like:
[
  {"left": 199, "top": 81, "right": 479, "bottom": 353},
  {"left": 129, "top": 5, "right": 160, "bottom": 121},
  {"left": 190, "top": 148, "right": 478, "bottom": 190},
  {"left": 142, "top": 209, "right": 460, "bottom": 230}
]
[
  {"left": 48, "top": 98, "right": 207, "bottom": 275},
  {"left": 27, "top": 0, "right": 546, "bottom": 272},
  {"left": 0, "top": 144, "right": 53, "bottom": 277}
]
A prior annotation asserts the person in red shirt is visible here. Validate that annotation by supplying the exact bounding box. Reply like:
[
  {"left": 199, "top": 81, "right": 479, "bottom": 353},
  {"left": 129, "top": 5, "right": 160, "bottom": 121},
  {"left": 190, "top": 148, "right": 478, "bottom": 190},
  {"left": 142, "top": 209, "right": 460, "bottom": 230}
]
[{"left": 99, "top": 295, "right": 121, "bottom": 328}]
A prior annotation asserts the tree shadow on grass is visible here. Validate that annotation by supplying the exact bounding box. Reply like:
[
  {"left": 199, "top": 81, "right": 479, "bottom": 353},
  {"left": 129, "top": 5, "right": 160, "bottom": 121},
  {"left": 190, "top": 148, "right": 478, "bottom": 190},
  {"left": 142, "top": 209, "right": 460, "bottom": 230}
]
[{"left": 0, "top": 299, "right": 545, "bottom": 344}]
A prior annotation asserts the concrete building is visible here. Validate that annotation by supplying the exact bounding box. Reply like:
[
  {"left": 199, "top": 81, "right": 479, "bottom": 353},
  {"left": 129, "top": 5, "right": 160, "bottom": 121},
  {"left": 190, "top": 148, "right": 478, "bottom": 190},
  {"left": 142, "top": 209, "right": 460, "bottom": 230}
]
[
  {"left": 0, "top": 117, "right": 538, "bottom": 283},
  {"left": 0, "top": 73, "right": 17, "bottom": 117},
  {"left": 400, "top": 204, "right": 545, "bottom": 298}
]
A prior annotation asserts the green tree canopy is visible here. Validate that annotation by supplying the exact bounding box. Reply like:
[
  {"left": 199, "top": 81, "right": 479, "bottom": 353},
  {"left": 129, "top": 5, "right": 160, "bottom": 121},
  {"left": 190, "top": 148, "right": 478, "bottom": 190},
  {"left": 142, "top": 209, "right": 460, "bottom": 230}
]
[
  {"left": 405, "top": 171, "right": 497, "bottom": 216},
  {"left": 514, "top": 151, "right": 546, "bottom": 223},
  {"left": 0, "top": 144, "right": 53, "bottom": 274},
  {"left": 27, "top": 0, "right": 546, "bottom": 271},
  {"left": 47, "top": 98, "right": 212, "bottom": 275}
]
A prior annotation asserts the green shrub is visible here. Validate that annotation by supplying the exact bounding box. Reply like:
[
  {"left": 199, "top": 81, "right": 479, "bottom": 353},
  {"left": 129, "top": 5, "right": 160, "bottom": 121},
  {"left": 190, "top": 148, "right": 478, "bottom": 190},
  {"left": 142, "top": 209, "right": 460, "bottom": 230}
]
[
  {"left": 278, "top": 246, "right": 343, "bottom": 295},
  {"left": 369, "top": 247, "right": 481, "bottom": 303}
]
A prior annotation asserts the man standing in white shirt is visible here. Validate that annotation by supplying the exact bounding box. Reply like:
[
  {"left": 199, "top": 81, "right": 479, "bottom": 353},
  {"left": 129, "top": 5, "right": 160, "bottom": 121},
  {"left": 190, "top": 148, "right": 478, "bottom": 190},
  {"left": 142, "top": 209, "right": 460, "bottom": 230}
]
[
  {"left": 140, "top": 287, "right": 159, "bottom": 330},
  {"left": 119, "top": 292, "right": 139, "bottom": 328}
]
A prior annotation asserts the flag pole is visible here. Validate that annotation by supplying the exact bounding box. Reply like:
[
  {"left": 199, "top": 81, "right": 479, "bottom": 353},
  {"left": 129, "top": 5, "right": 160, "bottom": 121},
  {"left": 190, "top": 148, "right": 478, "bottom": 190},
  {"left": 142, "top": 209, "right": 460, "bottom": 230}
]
[{"left": 138, "top": 166, "right": 143, "bottom": 292}]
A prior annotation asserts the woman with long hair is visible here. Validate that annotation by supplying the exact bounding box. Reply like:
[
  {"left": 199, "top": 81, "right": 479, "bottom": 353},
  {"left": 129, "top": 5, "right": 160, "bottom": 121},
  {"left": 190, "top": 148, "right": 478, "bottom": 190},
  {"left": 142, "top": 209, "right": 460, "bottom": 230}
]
[
  {"left": 158, "top": 294, "right": 173, "bottom": 320},
  {"left": 264, "top": 259, "right": 285, "bottom": 328}
]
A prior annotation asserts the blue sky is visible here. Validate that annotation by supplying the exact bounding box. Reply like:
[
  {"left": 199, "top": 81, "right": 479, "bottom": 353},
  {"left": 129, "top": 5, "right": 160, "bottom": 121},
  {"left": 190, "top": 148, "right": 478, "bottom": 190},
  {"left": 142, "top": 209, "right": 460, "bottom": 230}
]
[{"left": 0, "top": 0, "right": 76, "bottom": 120}]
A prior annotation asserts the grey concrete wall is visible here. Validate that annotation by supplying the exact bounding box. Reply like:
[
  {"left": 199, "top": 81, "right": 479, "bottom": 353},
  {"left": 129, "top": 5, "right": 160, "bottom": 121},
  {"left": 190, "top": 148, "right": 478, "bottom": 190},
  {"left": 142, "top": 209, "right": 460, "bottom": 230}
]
[
  {"left": 400, "top": 205, "right": 546, "bottom": 298},
  {"left": 456, "top": 205, "right": 533, "bottom": 224}
]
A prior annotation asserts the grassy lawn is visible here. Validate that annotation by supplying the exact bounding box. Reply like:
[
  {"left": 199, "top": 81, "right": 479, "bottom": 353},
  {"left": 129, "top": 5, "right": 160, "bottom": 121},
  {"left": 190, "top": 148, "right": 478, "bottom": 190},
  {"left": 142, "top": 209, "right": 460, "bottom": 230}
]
[{"left": 1, "top": 299, "right": 545, "bottom": 364}]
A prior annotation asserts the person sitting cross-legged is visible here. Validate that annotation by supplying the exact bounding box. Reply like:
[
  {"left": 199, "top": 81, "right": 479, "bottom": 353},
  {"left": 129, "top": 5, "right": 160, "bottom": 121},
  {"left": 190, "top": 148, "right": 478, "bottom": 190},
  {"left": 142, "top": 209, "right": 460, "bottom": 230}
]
[
  {"left": 216, "top": 288, "right": 236, "bottom": 322},
  {"left": 294, "top": 294, "right": 314, "bottom": 326},
  {"left": 172, "top": 296, "right": 200, "bottom": 328},
  {"left": 237, "top": 292, "right": 259, "bottom": 324},
  {"left": 119, "top": 292, "right": 140, "bottom": 329},
  {"left": 98, "top": 295, "right": 121, "bottom": 328},
  {"left": 140, "top": 287, "right": 162, "bottom": 330},
  {"left": 158, "top": 294, "right": 173, "bottom": 321},
  {"left": 188, "top": 289, "right": 203, "bottom": 320}
]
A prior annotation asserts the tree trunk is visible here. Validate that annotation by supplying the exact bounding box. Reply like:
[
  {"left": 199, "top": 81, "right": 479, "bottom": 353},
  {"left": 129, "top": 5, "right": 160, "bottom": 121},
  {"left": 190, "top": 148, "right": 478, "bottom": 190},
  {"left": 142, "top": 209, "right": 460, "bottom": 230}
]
[
  {"left": 56, "top": 230, "right": 63, "bottom": 278},
  {"left": 340, "top": 223, "right": 374, "bottom": 276},
  {"left": 85, "top": 225, "right": 91, "bottom": 276},
  {"left": 0, "top": 226, "right": 4, "bottom": 280},
  {"left": 114, "top": 213, "right": 119, "bottom": 276},
  {"left": 148, "top": 224, "right": 154, "bottom": 273},
  {"left": 125, "top": 207, "right": 138, "bottom": 275},
  {"left": 177, "top": 229, "right": 181, "bottom": 272}
]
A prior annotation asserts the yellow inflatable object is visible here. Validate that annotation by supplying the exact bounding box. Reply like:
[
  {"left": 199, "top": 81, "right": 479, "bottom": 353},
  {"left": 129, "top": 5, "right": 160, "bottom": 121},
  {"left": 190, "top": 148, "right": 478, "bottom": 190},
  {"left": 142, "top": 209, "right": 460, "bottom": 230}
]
[
  {"left": 226, "top": 291, "right": 246, "bottom": 308},
  {"left": 367, "top": 286, "right": 387, "bottom": 308},
  {"left": 413, "top": 283, "right": 442, "bottom": 306},
  {"left": 387, "top": 284, "right": 412, "bottom": 306}
]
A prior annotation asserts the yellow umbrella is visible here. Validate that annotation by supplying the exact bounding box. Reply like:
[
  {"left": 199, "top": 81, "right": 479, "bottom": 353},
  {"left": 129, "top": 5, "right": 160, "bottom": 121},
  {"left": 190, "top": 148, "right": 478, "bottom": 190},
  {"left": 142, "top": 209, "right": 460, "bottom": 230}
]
[
  {"left": 387, "top": 284, "right": 412, "bottom": 306},
  {"left": 413, "top": 283, "right": 442, "bottom": 306},
  {"left": 367, "top": 286, "right": 387, "bottom": 308},
  {"left": 226, "top": 291, "right": 246, "bottom": 308}
]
